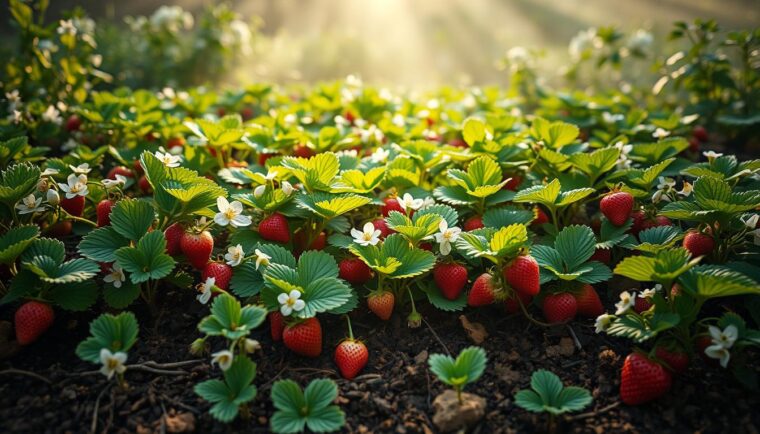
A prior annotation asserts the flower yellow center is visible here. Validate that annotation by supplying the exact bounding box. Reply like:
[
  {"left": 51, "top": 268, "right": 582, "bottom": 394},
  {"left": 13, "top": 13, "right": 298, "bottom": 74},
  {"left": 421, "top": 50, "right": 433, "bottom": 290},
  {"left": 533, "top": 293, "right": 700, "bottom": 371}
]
[
  {"left": 286, "top": 298, "right": 296, "bottom": 306},
  {"left": 107, "top": 359, "right": 119, "bottom": 370},
  {"left": 363, "top": 232, "right": 372, "bottom": 241},
  {"left": 225, "top": 209, "right": 237, "bottom": 219}
]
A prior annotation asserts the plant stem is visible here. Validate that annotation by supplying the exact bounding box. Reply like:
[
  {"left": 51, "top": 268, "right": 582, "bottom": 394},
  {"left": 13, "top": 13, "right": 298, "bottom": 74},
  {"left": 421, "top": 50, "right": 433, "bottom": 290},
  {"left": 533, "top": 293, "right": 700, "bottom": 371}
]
[{"left": 344, "top": 315, "right": 355, "bottom": 340}]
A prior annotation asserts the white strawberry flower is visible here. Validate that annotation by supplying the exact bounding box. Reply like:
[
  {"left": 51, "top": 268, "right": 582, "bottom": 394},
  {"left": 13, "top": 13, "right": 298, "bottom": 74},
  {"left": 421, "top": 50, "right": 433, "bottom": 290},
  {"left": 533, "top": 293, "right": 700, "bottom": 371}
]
[
  {"left": 704, "top": 345, "right": 731, "bottom": 368},
  {"left": 224, "top": 244, "right": 245, "bottom": 267},
  {"left": 351, "top": 222, "right": 381, "bottom": 246},
  {"left": 214, "top": 197, "right": 252, "bottom": 228},
  {"left": 196, "top": 277, "right": 215, "bottom": 305},
  {"left": 211, "top": 350, "right": 234, "bottom": 371},
  {"left": 433, "top": 220, "right": 461, "bottom": 256},
  {"left": 155, "top": 151, "right": 181, "bottom": 168},
  {"left": 420, "top": 197, "right": 436, "bottom": 209},
  {"left": 595, "top": 313, "right": 615, "bottom": 333},
  {"left": 398, "top": 193, "right": 423, "bottom": 213},
  {"left": 652, "top": 128, "right": 670, "bottom": 139},
  {"left": 277, "top": 289, "right": 305, "bottom": 316},
  {"left": 244, "top": 338, "right": 261, "bottom": 353},
  {"left": 46, "top": 189, "right": 60, "bottom": 206},
  {"left": 281, "top": 181, "right": 294, "bottom": 195},
  {"left": 741, "top": 214, "right": 758, "bottom": 230},
  {"left": 58, "top": 174, "right": 89, "bottom": 198},
  {"left": 62, "top": 138, "right": 78, "bottom": 152},
  {"left": 678, "top": 181, "right": 693, "bottom": 197},
  {"left": 102, "top": 174, "right": 127, "bottom": 189},
  {"left": 99, "top": 349, "right": 127, "bottom": 379},
  {"left": 371, "top": 147, "right": 390, "bottom": 163},
  {"left": 615, "top": 290, "right": 635, "bottom": 315},
  {"left": 708, "top": 325, "right": 738, "bottom": 349},
  {"left": 254, "top": 248, "right": 271, "bottom": 270},
  {"left": 264, "top": 169, "right": 280, "bottom": 181},
  {"left": 41, "top": 105, "right": 62, "bottom": 124},
  {"left": 16, "top": 194, "right": 44, "bottom": 214},
  {"left": 639, "top": 286, "right": 658, "bottom": 299},
  {"left": 703, "top": 151, "right": 723, "bottom": 160},
  {"left": 69, "top": 163, "right": 91, "bottom": 174},
  {"left": 103, "top": 264, "right": 126, "bottom": 289}
]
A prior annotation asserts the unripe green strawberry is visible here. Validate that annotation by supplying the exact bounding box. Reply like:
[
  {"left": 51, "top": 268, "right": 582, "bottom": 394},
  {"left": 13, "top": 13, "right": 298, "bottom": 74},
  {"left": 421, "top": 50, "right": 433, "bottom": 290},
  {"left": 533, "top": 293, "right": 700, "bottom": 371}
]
[
  {"left": 14, "top": 301, "right": 55, "bottom": 345},
  {"left": 180, "top": 230, "right": 213, "bottom": 269},
  {"left": 601, "top": 191, "right": 634, "bottom": 226},
  {"left": 367, "top": 290, "right": 394, "bottom": 320},
  {"left": 620, "top": 352, "right": 672, "bottom": 405},
  {"left": 334, "top": 339, "right": 369, "bottom": 380},
  {"left": 467, "top": 273, "right": 496, "bottom": 306},
  {"left": 503, "top": 255, "right": 540, "bottom": 297},
  {"left": 259, "top": 212, "right": 290, "bottom": 243},
  {"left": 542, "top": 293, "right": 577, "bottom": 324},
  {"left": 434, "top": 262, "right": 468, "bottom": 300},
  {"left": 283, "top": 317, "right": 322, "bottom": 358}
]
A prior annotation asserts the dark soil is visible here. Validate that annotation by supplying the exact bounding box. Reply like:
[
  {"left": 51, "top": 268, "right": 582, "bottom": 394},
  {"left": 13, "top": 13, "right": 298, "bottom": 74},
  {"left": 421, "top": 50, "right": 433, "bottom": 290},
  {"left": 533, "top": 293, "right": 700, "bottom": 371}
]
[{"left": 1, "top": 283, "right": 758, "bottom": 434}]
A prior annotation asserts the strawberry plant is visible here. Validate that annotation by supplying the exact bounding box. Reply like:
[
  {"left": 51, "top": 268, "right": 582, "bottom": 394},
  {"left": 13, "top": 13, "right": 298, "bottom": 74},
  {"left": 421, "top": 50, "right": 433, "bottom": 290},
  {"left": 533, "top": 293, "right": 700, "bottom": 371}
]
[
  {"left": 75, "top": 312, "right": 139, "bottom": 386},
  {"left": 270, "top": 379, "right": 345, "bottom": 433},
  {"left": 514, "top": 370, "right": 592, "bottom": 433},
  {"left": 428, "top": 346, "right": 487, "bottom": 404}
]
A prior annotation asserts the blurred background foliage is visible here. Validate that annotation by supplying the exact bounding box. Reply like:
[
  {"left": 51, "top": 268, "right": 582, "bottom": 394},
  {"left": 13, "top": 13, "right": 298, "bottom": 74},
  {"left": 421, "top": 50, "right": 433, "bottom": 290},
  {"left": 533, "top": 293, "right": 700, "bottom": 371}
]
[{"left": 0, "top": 0, "right": 757, "bottom": 89}]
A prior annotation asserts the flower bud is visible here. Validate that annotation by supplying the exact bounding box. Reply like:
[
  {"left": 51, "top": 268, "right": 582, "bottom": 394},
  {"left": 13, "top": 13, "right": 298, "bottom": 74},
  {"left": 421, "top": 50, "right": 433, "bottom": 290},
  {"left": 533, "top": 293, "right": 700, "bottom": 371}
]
[
  {"left": 407, "top": 311, "right": 422, "bottom": 329},
  {"left": 253, "top": 184, "right": 266, "bottom": 198},
  {"left": 46, "top": 189, "right": 60, "bottom": 206},
  {"left": 281, "top": 181, "right": 293, "bottom": 196},
  {"left": 243, "top": 338, "right": 261, "bottom": 353},
  {"left": 189, "top": 337, "right": 209, "bottom": 356},
  {"left": 37, "top": 178, "right": 49, "bottom": 192}
]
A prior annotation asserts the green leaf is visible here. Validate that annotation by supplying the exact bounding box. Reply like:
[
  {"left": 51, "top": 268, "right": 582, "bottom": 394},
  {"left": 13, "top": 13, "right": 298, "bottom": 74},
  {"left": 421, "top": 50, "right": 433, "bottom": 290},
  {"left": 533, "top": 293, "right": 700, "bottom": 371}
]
[
  {"left": 558, "top": 387, "right": 594, "bottom": 412},
  {"left": 109, "top": 199, "right": 155, "bottom": 241},
  {"left": 271, "top": 379, "right": 344, "bottom": 434},
  {"left": 297, "top": 251, "right": 339, "bottom": 284},
  {"left": 114, "top": 231, "right": 175, "bottom": 284},
  {"left": 514, "top": 179, "right": 561, "bottom": 208},
  {"left": 75, "top": 312, "right": 139, "bottom": 363},
  {"left": 50, "top": 280, "right": 99, "bottom": 311},
  {"left": 429, "top": 346, "right": 487, "bottom": 389},
  {"left": 482, "top": 207, "right": 534, "bottom": 228},
  {"left": 679, "top": 266, "right": 760, "bottom": 299},
  {"left": 305, "top": 407, "right": 346, "bottom": 433},
  {"left": 531, "top": 370, "right": 563, "bottom": 407},
  {"left": 515, "top": 390, "right": 546, "bottom": 412},
  {"left": 304, "top": 378, "right": 338, "bottom": 410},
  {"left": 103, "top": 281, "right": 141, "bottom": 309},
  {"left": 489, "top": 224, "right": 528, "bottom": 257},
  {"left": 21, "top": 238, "right": 65, "bottom": 264},
  {"left": 230, "top": 262, "right": 265, "bottom": 297},
  {"left": 0, "top": 225, "right": 39, "bottom": 264},
  {"left": 462, "top": 118, "right": 486, "bottom": 146},
  {"left": 614, "top": 255, "right": 657, "bottom": 282},
  {"left": 426, "top": 285, "right": 467, "bottom": 312},
  {"left": 606, "top": 312, "right": 680, "bottom": 342},
  {"left": 515, "top": 370, "right": 592, "bottom": 415},
  {"left": 24, "top": 256, "right": 99, "bottom": 284},
  {"left": 297, "top": 192, "right": 372, "bottom": 219},
  {"left": 570, "top": 147, "right": 620, "bottom": 179},
  {"left": 78, "top": 227, "right": 130, "bottom": 263},
  {"left": 554, "top": 225, "right": 596, "bottom": 271},
  {"left": 0, "top": 163, "right": 41, "bottom": 205},
  {"left": 299, "top": 278, "right": 353, "bottom": 318},
  {"left": 530, "top": 117, "right": 579, "bottom": 148}
]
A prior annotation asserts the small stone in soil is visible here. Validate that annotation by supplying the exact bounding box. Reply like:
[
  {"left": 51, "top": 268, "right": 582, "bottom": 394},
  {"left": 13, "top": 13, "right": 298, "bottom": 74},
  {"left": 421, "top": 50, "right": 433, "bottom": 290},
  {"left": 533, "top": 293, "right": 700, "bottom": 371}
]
[{"left": 432, "top": 390, "right": 486, "bottom": 433}]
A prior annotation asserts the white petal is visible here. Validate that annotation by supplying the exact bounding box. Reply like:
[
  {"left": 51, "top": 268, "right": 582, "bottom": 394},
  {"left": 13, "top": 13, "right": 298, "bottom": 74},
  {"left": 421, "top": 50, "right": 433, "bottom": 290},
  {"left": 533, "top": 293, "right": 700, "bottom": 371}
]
[
  {"left": 214, "top": 214, "right": 230, "bottom": 226},
  {"left": 232, "top": 215, "right": 252, "bottom": 227},
  {"left": 277, "top": 293, "right": 289, "bottom": 304},
  {"left": 216, "top": 196, "right": 229, "bottom": 211},
  {"left": 289, "top": 289, "right": 301, "bottom": 300},
  {"left": 293, "top": 299, "right": 306, "bottom": 311},
  {"left": 440, "top": 241, "right": 451, "bottom": 255},
  {"left": 280, "top": 305, "right": 292, "bottom": 316},
  {"left": 362, "top": 222, "right": 375, "bottom": 234}
]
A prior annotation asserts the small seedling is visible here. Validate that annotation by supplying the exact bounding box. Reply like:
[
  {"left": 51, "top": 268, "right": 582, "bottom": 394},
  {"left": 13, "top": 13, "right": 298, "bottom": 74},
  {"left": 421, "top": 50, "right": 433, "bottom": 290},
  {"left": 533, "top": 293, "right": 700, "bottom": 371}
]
[
  {"left": 514, "top": 369, "right": 592, "bottom": 433},
  {"left": 428, "top": 346, "right": 487, "bottom": 403},
  {"left": 75, "top": 312, "right": 139, "bottom": 387},
  {"left": 270, "top": 378, "right": 345, "bottom": 433}
]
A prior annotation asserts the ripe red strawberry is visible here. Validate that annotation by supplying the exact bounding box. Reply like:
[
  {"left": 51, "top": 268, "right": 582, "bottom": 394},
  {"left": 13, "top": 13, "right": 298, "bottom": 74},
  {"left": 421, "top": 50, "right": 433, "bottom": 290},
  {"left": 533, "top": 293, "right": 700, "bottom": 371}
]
[
  {"left": 367, "top": 290, "right": 395, "bottom": 320},
  {"left": 467, "top": 273, "right": 496, "bottom": 306},
  {"left": 270, "top": 312, "right": 285, "bottom": 341},
  {"left": 692, "top": 125, "right": 708, "bottom": 142},
  {"left": 542, "top": 293, "right": 577, "bottom": 324},
  {"left": 202, "top": 262, "right": 232, "bottom": 291},
  {"left": 380, "top": 197, "right": 404, "bottom": 217},
  {"left": 631, "top": 210, "right": 646, "bottom": 235},
  {"left": 164, "top": 223, "right": 185, "bottom": 256},
  {"left": 138, "top": 175, "right": 152, "bottom": 194},
  {"left": 240, "top": 106, "right": 254, "bottom": 121},
  {"left": 655, "top": 347, "right": 689, "bottom": 374},
  {"left": 433, "top": 262, "right": 468, "bottom": 300},
  {"left": 14, "top": 301, "right": 55, "bottom": 345},
  {"left": 634, "top": 295, "right": 652, "bottom": 313},
  {"left": 96, "top": 199, "right": 115, "bottom": 227},
  {"left": 449, "top": 137, "right": 467, "bottom": 148},
  {"left": 293, "top": 144, "right": 315, "bottom": 159},
  {"left": 620, "top": 352, "right": 673, "bottom": 405},
  {"left": 419, "top": 242, "right": 433, "bottom": 251},
  {"left": 132, "top": 159, "right": 144, "bottom": 175},
  {"left": 283, "top": 317, "right": 322, "bottom": 358},
  {"left": 335, "top": 339, "right": 369, "bottom": 379},
  {"left": 503, "top": 255, "right": 540, "bottom": 297},
  {"left": 107, "top": 165, "right": 133, "bottom": 180},
  {"left": 339, "top": 257, "right": 372, "bottom": 285},
  {"left": 46, "top": 220, "right": 72, "bottom": 238},
  {"left": 372, "top": 218, "right": 393, "bottom": 238},
  {"left": 688, "top": 136, "right": 700, "bottom": 153},
  {"left": 601, "top": 191, "right": 634, "bottom": 226},
  {"left": 574, "top": 284, "right": 604, "bottom": 317},
  {"left": 167, "top": 136, "right": 185, "bottom": 150},
  {"left": 532, "top": 207, "right": 549, "bottom": 226},
  {"left": 464, "top": 215, "right": 484, "bottom": 231},
  {"left": 180, "top": 230, "right": 213, "bottom": 269},
  {"left": 589, "top": 248, "right": 611, "bottom": 264},
  {"left": 641, "top": 215, "right": 672, "bottom": 232},
  {"left": 683, "top": 231, "right": 714, "bottom": 257},
  {"left": 258, "top": 152, "right": 277, "bottom": 166},
  {"left": 503, "top": 174, "right": 522, "bottom": 191},
  {"left": 60, "top": 195, "right": 85, "bottom": 217},
  {"left": 259, "top": 213, "right": 290, "bottom": 243},
  {"left": 65, "top": 114, "right": 81, "bottom": 132},
  {"left": 505, "top": 291, "right": 532, "bottom": 314}
]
